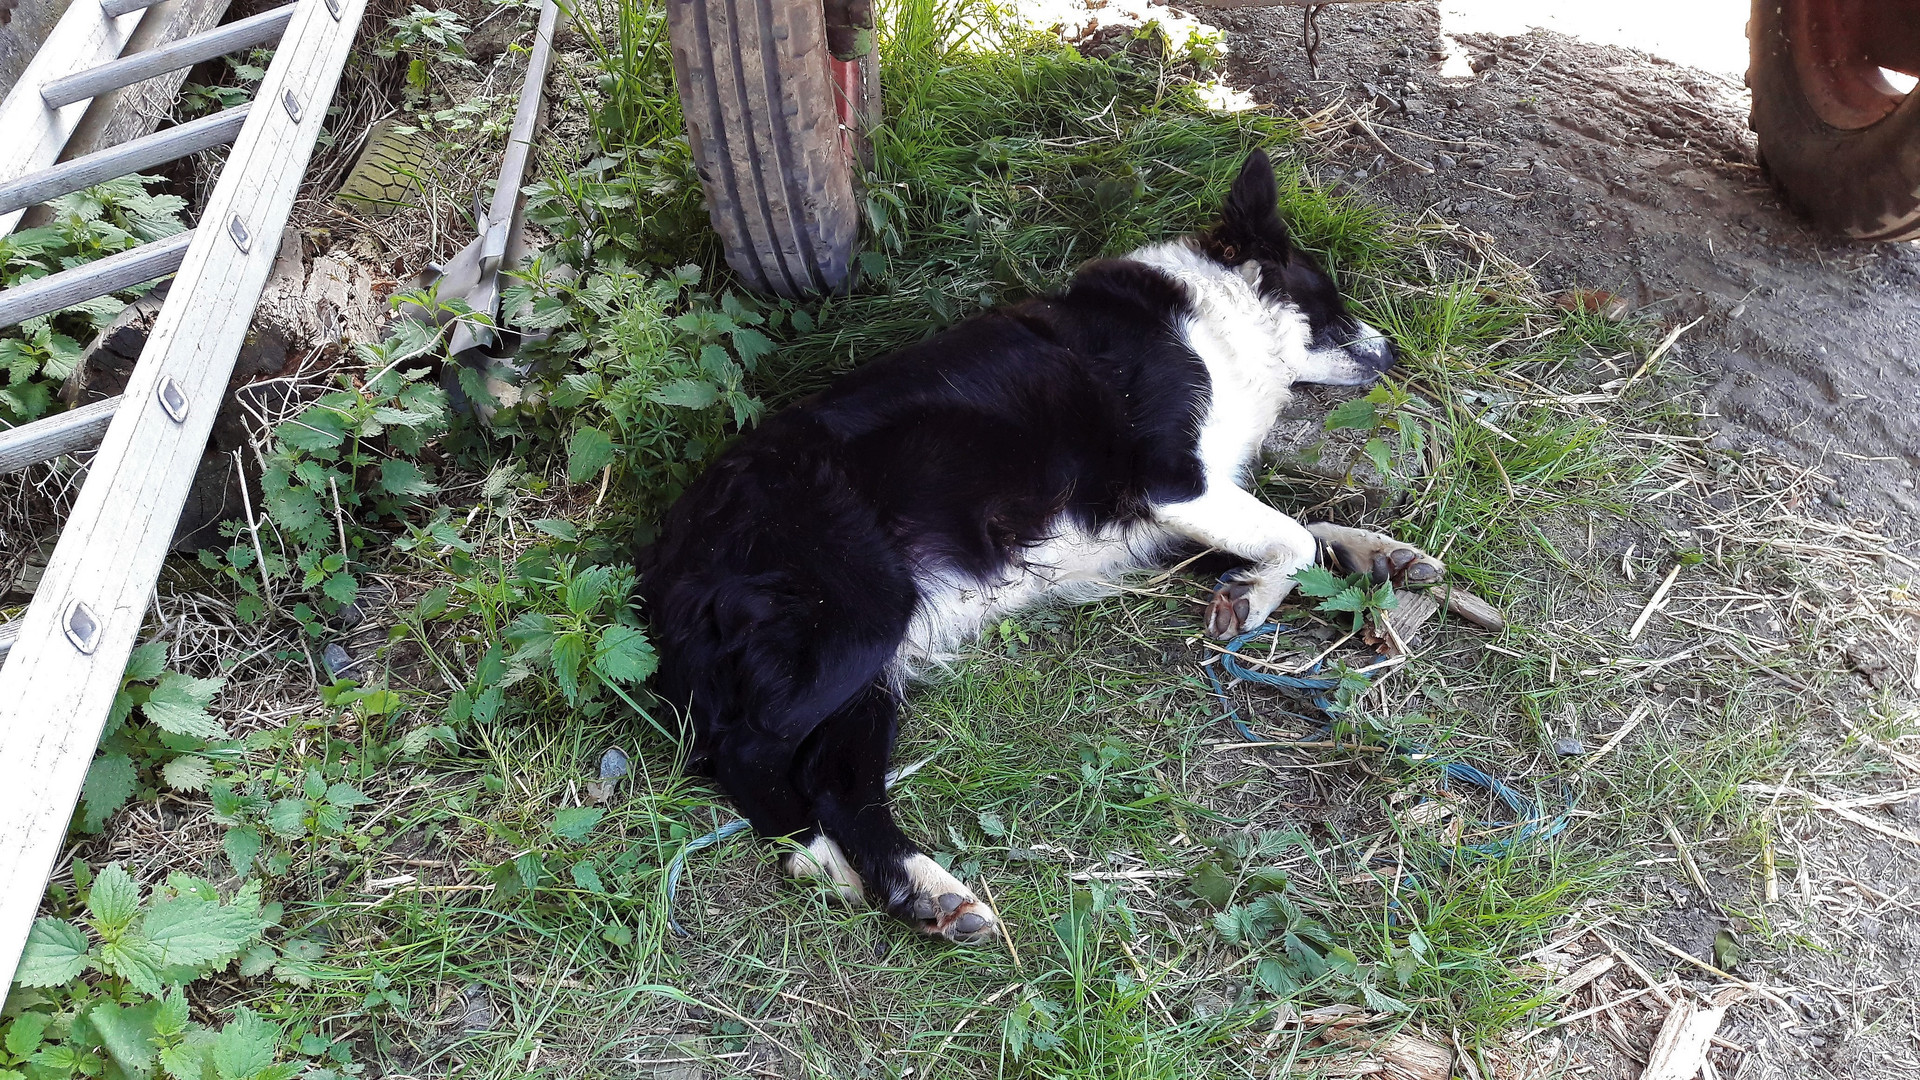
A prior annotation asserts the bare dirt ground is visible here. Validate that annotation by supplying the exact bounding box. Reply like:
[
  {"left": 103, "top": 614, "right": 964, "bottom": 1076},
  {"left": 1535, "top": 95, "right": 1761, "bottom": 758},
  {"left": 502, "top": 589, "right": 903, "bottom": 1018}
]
[
  {"left": 1185, "top": 3, "right": 1920, "bottom": 1078},
  {"left": 1214, "top": 0, "right": 1920, "bottom": 540}
]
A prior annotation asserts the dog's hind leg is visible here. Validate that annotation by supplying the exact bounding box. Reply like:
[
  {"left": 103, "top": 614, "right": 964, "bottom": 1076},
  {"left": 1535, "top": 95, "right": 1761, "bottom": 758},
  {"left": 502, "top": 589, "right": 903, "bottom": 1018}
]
[{"left": 795, "top": 684, "right": 1000, "bottom": 944}]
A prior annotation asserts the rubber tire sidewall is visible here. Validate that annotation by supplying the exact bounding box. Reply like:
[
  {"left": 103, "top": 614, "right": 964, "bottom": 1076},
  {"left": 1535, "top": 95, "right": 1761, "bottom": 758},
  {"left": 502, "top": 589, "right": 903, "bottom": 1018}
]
[
  {"left": 666, "top": 0, "right": 862, "bottom": 296},
  {"left": 1749, "top": 0, "right": 1920, "bottom": 241}
]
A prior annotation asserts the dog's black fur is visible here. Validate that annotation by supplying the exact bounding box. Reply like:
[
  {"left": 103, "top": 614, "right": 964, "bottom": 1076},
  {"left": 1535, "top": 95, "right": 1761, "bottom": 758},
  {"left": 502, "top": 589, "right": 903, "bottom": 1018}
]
[{"left": 639, "top": 151, "right": 1394, "bottom": 940}]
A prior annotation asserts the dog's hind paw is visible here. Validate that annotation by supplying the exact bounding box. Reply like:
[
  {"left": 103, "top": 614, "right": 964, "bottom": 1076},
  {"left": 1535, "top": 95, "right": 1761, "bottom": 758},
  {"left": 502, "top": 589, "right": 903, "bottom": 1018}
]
[
  {"left": 900, "top": 855, "right": 1000, "bottom": 945},
  {"left": 1307, "top": 523, "right": 1444, "bottom": 588}
]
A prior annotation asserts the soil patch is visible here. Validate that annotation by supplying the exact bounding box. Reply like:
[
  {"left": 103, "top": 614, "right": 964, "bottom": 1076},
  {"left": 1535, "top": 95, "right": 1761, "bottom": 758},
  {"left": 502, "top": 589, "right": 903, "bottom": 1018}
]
[{"left": 1209, "top": 0, "right": 1920, "bottom": 540}]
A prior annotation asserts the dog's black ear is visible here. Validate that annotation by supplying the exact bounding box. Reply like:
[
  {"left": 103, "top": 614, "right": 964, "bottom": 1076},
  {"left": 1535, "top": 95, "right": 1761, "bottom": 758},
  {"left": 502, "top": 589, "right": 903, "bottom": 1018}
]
[{"left": 1222, "top": 150, "right": 1285, "bottom": 247}]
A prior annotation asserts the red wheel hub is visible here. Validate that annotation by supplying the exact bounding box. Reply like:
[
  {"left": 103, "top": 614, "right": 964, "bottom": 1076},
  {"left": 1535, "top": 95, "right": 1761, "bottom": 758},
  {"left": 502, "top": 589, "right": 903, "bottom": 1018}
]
[{"left": 1788, "top": 0, "right": 1920, "bottom": 129}]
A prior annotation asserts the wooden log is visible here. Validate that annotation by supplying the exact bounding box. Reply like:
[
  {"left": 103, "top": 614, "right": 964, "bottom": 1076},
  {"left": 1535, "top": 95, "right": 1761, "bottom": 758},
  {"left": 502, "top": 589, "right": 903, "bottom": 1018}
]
[
  {"left": 0, "top": 396, "right": 120, "bottom": 475},
  {"left": 0, "top": 104, "right": 248, "bottom": 217},
  {"left": 0, "top": 0, "right": 147, "bottom": 238},
  {"left": 0, "top": 229, "right": 192, "bottom": 329},
  {"left": 0, "top": 0, "right": 366, "bottom": 994},
  {"left": 49, "top": 0, "right": 239, "bottom": 197},
  {"left": 40, "top": 2, "right": 290, "bottom": 108}
]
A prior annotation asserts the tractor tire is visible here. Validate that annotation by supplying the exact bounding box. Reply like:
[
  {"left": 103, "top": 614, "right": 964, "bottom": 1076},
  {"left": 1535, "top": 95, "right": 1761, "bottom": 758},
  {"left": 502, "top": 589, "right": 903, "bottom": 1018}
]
[
  {"left": 665, "top": 0, "right": 865, "bottom": 295},
  {"left": 1748, "top": 0, "right": 1920, "bottom": 241}
]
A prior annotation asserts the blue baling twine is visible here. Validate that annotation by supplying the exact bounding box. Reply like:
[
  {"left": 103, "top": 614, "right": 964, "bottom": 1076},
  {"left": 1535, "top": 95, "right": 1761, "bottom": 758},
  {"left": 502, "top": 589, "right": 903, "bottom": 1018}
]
[
  {"left": 1206, "top": 620, "right": 1573, "bottom": 859},
  {"left": 664, "top": 818, "right": 751, "bottom": 937}
]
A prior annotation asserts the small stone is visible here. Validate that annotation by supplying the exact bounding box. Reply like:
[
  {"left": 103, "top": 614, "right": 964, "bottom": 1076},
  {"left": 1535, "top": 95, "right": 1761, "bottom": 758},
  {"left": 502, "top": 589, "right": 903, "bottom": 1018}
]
[
  {"left": 1463, "top": 158, "right": 1486, "bottom": 169},
  {"left": 1435, "top": 153, "right": 1457, "bottom": 169},
  {"left": 1553, "top": 737, "right": 1585, "bottom": 757},
  {"left": 1823, "top": 490, "right": 1846, "bottom": 509},
  {"left": 322, "top": 643, "right": 357, "bottom": 680},
  {"left": 599, "top": 746, "right": 632, "bottom": 781}
]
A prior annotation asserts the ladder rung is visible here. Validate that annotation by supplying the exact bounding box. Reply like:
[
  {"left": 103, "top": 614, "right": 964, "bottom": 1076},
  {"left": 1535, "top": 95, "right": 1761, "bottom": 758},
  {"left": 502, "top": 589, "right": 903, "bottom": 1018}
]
[
  {"left": 0, "top": 396, "right": 120, "bottom": 475},
  {"left": 0, "top": 105, "right": 251, "bottom": 219},
  {"left": 100, "top": 0, "right": 168, "bottom": 16},
  {"left": 41, "top": 5, "right": 294, "bottom": 110},
  {"left": 0, "top": 230, "right": 192, "bottom": 329},
  {"left": 0, "top": 620, "right": 17, "bottom": 663}
]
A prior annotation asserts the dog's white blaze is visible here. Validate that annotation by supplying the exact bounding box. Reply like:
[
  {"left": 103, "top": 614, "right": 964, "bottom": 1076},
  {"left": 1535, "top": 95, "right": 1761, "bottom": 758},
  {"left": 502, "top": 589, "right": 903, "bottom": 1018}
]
[
  {"left": 1125, "top": 241, "right": 1312, "bottom": 487},
  {"left": 785, "top": 835, "right": 864, "bottom": 903}
]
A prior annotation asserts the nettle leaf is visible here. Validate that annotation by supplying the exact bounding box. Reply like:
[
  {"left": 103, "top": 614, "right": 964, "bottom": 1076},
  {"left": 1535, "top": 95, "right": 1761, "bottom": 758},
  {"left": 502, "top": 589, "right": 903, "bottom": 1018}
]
[
  {"left": 648, "top": 378, "right": 719, "bottom": 410},
  {"left": 98, "top": 932, "right": 167, "bottom": 996},
  {"left": 224, "top": 826, "right": 263, "bottom": 875},
  {"left": 153, "top": 987, "right": 190, "bottom": 1038},
  {"left": 1290, "top": 564, "right": 1347, "bottom": 599},
  {"left": 143, "top": 896, "right": 267, "bottom": 968},
  {"left": 211, "top": 1007, "right": 278, "bottom": 1080},
  {"left": 5, "top": 1012, "right": 49, "bottom": 1057},
  {"left": 1323, "top": 396, "right": 1377, "bottom": 431},
  {"left": 143, "top": 673, "right": 228, "bottom": 739},
  {"left": 377, "top": 458, "right": 435, "bottom": 498},
  {"left": 551, "top": 806, "right": 603, "bottom": 842},
  {"left": 238, "top": 943, "right": 277, "bottom": 978},
  {"left": 162, "top": 755, "right": 214, "bottom": 792},
  {"left": 321, "top": 572, "right": 359, "bottom": 606},
  {"left": 324, "top": 783, "right": 370, "bottom": 809},
  {"left": 275, "top": 407, "right": 348, "bottom": 452},
  {"left": 81, "top": 753, "right": 138, "bottom": 831},
  {"left": 564, "top": 564, "right": 613, "bottom": 616},
  {"left": 124, "top": 639, "right": 168, "bottom": 684},
  {"left": 570, "top": 861, "right": 605, "bottom": 893},
  {"left": 1186, "top": 860, "right": 1235, "bottom": 908},
  {"left": 566, "top": 426, "right": 617, "bottom": 483},
  {"left": 1362, "top": 437, "right": 1393, "bottom": 477},
  {"left": 549, "top": 633, "right": 587, "bottom": 703},
  {"left": 15, "top": 918, "right": 91, "bottom": 986},
  {"left": 266, "top": 798, "right": 309, "bottom": 839},
  {"left": 88, "top": 862, "right": 142, "bottom": 933},
  {"left": 88, "top": 999, "right": 160, "bottom": 1078},
  {"left": 730, "top": 327, "right": 774, "bottom": 370},
  {"left": 592, "top": 624, "right": 656, "bottom": 685},
  {"left": 1317, "top": 585, "right": 1371, "bottom": 616},
  {"left": 531, "top": 518, "right": 577, "bottom": 541}
]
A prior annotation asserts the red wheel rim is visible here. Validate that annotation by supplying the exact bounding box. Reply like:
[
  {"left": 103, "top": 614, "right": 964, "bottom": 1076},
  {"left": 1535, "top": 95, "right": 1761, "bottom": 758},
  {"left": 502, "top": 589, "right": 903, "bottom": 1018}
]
[
  {"left": 829, "top": 57, "right": 866, "bottom": 166},
  {"left": 1787, "top": 0, "right": 1920, "bottom": 129}
]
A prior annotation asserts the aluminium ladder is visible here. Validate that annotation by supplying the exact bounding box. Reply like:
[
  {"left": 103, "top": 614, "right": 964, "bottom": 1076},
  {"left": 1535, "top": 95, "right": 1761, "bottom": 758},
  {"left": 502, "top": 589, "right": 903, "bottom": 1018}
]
[{"left": 0, "top": 0, "right": 368, "bottom": 993}]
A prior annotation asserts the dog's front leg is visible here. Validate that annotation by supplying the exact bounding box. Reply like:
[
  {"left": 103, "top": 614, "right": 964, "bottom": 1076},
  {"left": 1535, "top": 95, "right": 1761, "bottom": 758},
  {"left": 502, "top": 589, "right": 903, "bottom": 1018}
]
[{"left": 1155, "top": 486, "right": 1317, "bottom": 638}]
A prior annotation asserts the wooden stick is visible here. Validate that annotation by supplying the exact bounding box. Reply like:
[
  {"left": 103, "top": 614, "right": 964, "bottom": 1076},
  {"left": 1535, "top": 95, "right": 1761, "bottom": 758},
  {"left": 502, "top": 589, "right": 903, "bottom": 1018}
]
[
  {"left": 1627, "top": 563, "right": 1683, "bottom": 642},
  {"left": 1640, "top": 932, "right": 1792, "bottom": 1011}
]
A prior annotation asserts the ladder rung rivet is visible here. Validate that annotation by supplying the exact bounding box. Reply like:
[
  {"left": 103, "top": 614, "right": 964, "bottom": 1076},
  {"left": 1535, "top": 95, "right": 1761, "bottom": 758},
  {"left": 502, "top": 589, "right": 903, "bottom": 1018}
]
[
  {"left": 228, "top": 215, "right": 250, "bottom": 252},
  {"left": 63, "top": 599, "right": 101, "bottom": 655},
  {"left": 322, "top": 0, "right": 342, "bottom": 20},
  {"left": 157, "top": 377, "right": 189, "bottom": 422},
  {"left": 282, "top": 89, "right": 303, "bottom": 123}
]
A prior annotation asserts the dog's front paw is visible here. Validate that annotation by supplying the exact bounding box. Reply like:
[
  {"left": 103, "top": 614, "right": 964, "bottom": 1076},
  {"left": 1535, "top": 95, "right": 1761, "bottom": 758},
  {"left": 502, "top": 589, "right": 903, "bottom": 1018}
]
[
  {"left": 899, "top": 855, "right": 1000, "bottom": 945},
  {"left": 1308, "top": 523, "right": 1444, "bottom": 587},
  {"left": 1205, "top": 567, "right": 1295, "bottom": 639}
]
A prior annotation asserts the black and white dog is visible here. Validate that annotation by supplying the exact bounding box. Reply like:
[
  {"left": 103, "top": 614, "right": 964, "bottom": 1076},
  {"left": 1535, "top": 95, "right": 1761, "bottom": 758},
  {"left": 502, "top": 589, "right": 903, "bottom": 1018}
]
[{"left": 640, "top": 151, "right": 1427, "bottom": 943}]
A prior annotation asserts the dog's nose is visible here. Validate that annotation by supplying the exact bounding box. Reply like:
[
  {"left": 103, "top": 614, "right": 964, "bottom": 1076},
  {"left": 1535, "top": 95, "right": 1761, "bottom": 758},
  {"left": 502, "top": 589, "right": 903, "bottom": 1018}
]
[{"left": 1349, "top": 321, "right": 1398, "bottom": 374}]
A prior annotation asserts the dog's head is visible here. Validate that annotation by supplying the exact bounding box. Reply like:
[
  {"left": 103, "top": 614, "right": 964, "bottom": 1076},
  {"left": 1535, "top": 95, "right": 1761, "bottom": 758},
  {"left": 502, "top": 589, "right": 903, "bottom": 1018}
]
[{"left": 1198, "top": 150, "right": 1397, "bottom": 385}]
